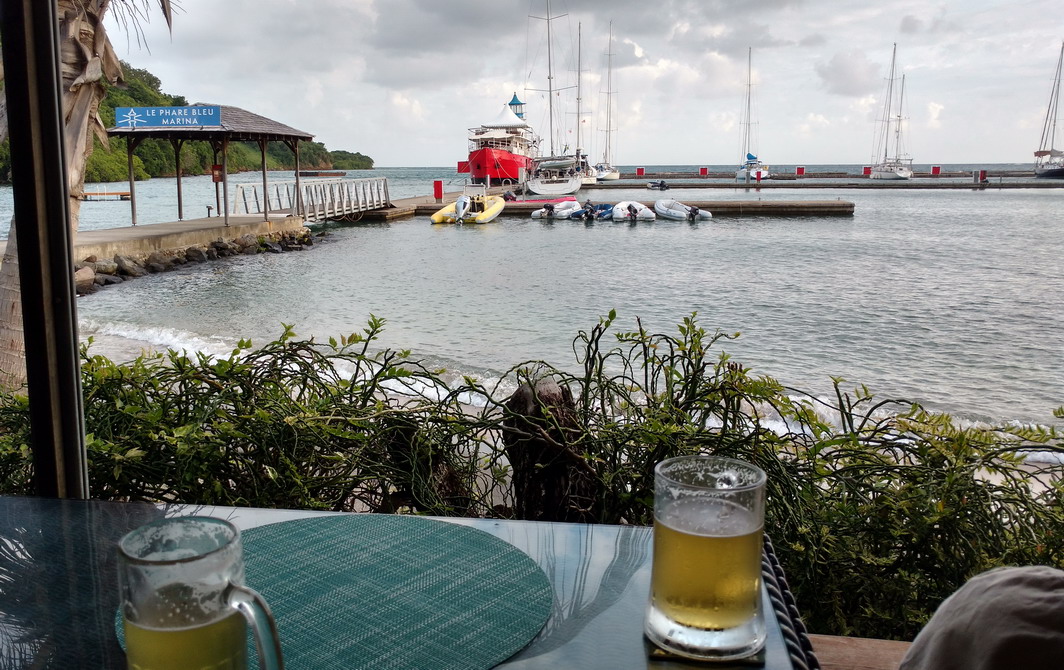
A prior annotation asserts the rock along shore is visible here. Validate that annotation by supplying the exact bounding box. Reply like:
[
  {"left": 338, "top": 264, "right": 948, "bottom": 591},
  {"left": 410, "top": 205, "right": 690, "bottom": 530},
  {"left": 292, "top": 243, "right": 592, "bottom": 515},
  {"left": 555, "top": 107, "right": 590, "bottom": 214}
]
[{"left": 73, "top": 227, "right": 316, "bottom": 296}]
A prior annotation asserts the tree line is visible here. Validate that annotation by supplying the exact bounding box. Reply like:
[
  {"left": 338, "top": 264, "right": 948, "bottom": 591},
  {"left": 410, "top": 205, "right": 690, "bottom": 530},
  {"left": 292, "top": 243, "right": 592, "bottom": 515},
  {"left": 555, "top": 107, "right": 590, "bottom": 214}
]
[{"left": 0, "top": 62, "right": 373, "bottom": 183}]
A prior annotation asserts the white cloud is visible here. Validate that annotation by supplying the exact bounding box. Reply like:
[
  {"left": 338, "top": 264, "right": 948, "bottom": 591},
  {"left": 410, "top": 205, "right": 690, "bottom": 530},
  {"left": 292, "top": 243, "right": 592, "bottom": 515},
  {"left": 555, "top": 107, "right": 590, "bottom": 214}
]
[
  {"left": 927, "top": 102, "right": 945, "bottom": 129},
  {"left": 797, "top": 113, "right": 831, "bottom": 137}
]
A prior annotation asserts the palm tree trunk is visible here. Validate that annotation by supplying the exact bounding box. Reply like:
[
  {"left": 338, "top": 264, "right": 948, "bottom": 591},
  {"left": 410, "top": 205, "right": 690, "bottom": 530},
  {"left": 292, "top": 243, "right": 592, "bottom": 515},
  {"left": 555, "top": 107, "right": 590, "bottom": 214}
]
[
  {"left": 0, "top": 1, "right": 124, "bottom": 389},
  {"left": 0, "top": 222, "right": 25, "bottom": 390}
]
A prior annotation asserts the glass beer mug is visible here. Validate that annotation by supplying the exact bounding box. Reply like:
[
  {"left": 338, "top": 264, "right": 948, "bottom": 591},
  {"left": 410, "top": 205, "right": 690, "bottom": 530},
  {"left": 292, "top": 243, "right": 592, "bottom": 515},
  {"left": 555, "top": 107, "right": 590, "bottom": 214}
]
[
  {"left": 118, "top": 516, "right": 284, "bottom": 670},
  {"left": 645, "top": 455, "right": 767, "bottom": 661}
]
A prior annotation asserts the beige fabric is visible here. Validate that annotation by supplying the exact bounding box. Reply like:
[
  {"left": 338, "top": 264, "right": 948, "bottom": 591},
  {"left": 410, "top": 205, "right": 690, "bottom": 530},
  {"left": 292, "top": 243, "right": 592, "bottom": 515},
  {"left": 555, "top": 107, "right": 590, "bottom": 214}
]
[{"left": 900, "top": 566, "right": 1064, "bottom": 670}]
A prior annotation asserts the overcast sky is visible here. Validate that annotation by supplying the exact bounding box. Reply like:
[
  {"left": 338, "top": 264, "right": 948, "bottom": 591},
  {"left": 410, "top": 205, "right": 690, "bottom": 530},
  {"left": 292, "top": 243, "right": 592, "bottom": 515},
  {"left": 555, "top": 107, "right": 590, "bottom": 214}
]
[{"left": 106, "top": 0, "right": 1062, "bottom": 167}]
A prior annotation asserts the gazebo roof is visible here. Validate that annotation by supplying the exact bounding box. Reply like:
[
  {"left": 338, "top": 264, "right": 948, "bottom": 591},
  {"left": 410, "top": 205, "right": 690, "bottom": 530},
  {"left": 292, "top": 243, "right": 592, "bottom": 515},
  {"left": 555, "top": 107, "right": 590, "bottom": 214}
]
[{"left": 106, "top": 103, "right": 313, "bottom": 143}]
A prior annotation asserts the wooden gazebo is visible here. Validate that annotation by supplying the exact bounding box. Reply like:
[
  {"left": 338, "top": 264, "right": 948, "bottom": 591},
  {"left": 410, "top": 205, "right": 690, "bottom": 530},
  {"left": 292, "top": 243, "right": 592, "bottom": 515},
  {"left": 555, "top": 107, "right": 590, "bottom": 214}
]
[{"left": 107, "top": 103, "right": 314, "bottom": 226}]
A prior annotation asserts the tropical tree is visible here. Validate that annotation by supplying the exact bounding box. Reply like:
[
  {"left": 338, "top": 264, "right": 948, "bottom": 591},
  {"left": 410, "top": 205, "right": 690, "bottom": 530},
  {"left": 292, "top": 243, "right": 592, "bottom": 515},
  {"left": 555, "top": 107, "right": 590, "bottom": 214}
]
[{"left": 0, "top": 0, "right": 172, "bottom": 389}]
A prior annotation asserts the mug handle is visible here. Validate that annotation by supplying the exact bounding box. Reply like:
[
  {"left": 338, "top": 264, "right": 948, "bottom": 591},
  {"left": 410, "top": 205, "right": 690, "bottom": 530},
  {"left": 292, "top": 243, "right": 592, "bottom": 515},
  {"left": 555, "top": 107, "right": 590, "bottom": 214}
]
[{"left": 227, "top": 583, "right": 285, "bottom": 670}]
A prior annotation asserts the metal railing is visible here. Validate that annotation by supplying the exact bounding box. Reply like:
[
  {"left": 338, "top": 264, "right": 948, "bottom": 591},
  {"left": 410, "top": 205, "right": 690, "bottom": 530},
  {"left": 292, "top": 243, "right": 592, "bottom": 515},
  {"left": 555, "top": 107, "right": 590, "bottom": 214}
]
[{"left": 230, "top": 177, "right": 390, "bottom": 222}]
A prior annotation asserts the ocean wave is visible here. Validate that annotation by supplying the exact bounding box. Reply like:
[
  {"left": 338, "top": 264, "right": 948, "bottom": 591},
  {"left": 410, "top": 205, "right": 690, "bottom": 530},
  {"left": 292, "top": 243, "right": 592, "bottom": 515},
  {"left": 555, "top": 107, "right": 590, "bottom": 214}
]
[{"left": 79, "top": 318, "right": 242, "bottom": 361}]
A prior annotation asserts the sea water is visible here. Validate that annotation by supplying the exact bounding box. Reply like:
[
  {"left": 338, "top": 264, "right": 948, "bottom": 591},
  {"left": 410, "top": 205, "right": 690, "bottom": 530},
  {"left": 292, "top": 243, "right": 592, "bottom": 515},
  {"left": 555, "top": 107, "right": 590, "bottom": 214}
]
[{"left": 1, "top": 165, "right": 1060, "bottom": 432}]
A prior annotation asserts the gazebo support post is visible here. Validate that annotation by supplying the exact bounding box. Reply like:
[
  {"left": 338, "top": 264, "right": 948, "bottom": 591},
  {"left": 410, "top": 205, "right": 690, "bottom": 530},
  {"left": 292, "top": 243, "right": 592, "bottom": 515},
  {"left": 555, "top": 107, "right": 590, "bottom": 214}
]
[
  {"left": 222, "top": 137, "right": 230, "bottom": 227},
  {"left": 126, "top": 137, "right": 143, "bottom": 226},
  {"left": 171, "top": 138, "right": 185, "bottom": 220},
  {"left": 210, "top": 142, "right": 222, "bottom": 217},
  {"left": 259, "top": 139, "right": 269, "bottom": 221},
  {"left": 286, "top": 139, "right": 304, "bottom": 218}
]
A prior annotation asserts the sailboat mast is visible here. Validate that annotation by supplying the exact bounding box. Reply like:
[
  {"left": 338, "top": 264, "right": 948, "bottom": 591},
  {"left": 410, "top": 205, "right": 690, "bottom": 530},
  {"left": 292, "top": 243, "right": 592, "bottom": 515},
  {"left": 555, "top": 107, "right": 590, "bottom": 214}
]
[
  {"left": 575, "top": 22, "right": 583, "bottom": 162},
  {"left": 1038, "top": 41, "right": 1064, "bottom": 156},
  {"left": 604, "top": 23, "right": 614, "bottom": 165},
  {"left": 879, "top": 43, "right": 898, "bottom": 164},
  {"left": 741, "top": 47, "right": 752, "bottom": 160},
  {"left": 545, "top": 0, "right": 556, "bottom": 156},
  {"left": 893, "top": 73, "right": 906, "bottom": 162}
]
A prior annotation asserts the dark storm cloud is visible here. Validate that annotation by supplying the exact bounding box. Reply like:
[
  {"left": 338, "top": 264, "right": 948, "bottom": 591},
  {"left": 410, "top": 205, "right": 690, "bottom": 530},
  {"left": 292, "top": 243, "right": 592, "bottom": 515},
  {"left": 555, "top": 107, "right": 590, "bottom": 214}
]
[{"left": 344, "top": 0, "right": 811, "bottom": 91}]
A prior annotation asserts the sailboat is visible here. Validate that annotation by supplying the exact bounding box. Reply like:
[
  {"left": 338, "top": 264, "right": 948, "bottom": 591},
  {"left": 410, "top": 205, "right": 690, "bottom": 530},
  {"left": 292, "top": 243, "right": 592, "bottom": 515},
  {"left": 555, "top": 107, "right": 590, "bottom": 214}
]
[
  {"left": 574, "top": 23, "right": 598, "bottom": 186},
  {"left": 736, "top": 47, "right": 770, "bottom": 182},
  {"left": 870, "top": 43, "right": 913, "bottom": 180},
  {"left": 525, "top": 0, "right": 582, "bottom": 196},
  {"left": 594, "top": 23, "right": 620, "bottom": 181},
  {"left": 1035, "top": 41, "right": 1064, "bottom": 179}
]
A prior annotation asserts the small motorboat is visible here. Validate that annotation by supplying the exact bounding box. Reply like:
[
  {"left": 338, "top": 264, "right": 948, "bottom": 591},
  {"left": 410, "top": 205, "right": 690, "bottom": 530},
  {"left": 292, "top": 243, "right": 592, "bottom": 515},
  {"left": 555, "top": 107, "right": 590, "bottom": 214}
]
[
  {"left": 570, "top": 203, "right": 614, "bottom": 220},
  {"left": 654, "top": 198, "right": 712, "bottom": 221},
  {"left": 612, "top": 201, "right": 656, "bottom": 221},
  {"left": 646, "top": 180, "right": 671, "bottom": 190},
  {"left": 531, "top": 200, "right": 581, "bottom": 219},
  {"left": 431, "top": 185, "right": 506, "bottom": 224}
]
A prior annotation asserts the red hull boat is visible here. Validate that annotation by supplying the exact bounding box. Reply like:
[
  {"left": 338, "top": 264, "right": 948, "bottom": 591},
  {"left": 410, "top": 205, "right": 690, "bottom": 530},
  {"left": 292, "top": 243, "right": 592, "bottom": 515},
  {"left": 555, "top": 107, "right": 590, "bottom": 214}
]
[{"left": 457, "top": 93, "right": 539, "bottom": 187}]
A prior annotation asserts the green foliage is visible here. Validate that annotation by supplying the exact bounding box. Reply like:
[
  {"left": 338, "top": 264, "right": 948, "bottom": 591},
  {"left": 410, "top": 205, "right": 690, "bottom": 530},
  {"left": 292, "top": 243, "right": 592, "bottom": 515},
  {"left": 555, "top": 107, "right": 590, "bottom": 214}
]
[
  {"left": 330, "top": 150, "right": 374, "bottom": 170},
  {"left": 0, "top": 314, "right": 1061, "bottom": 641},
  {"left": 84, "top": 137, "right": 150, "bottom": 182}
]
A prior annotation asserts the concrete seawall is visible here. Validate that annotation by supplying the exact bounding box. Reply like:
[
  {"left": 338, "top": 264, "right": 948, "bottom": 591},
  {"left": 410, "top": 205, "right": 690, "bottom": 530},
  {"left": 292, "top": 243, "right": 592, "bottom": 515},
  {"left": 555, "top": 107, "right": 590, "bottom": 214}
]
[{"left": 0, "top": 214, "right": 306, "bottom": 261}]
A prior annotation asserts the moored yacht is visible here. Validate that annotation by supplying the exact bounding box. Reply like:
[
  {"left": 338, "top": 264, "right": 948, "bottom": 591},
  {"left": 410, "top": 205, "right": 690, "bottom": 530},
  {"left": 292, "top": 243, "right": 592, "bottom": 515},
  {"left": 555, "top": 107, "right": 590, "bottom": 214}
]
[
  {"left": 458, "top": 94, "right": 538, "bottom": 187},
  {"left": 736, "top": 48, "right": 771, "bottom": 182},
  {"left": 526, "top": 155, "right": 582, "bottom": 196},
  {"left": 1035, "top": 41, "right": 1064, "bottom": 179},
  {"left": 523, "top": 1, "right": 581, "bottom": 196},
  {"left": 869, "top": 44, "right": 913, "bottom": 181}
]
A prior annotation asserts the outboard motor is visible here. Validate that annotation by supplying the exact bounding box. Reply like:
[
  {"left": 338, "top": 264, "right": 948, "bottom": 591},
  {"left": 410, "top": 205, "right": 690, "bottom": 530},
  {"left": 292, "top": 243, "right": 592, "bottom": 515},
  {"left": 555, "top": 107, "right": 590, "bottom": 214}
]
[
  {"left": 627, "top": 203, "right": 639, "bottom": 220},
  {"left": 659, "top": 180, "right": 669, "bottom": 190},
  {"left": 543, "top": 203, "right": 555, "bottom": 216},
  {"left": 687, "top": 206, "right": 700, "bottom": 221},
  {"left": 454, "top": 195, "right": 472, "bottom": 223},
  {"left": 581, "top": 202, "right": 595, "bottom": 220}
]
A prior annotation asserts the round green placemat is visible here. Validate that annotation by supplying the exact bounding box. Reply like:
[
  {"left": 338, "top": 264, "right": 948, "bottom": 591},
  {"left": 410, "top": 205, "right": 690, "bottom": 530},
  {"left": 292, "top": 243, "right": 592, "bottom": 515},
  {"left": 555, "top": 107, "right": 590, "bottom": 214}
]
[{"left": 241, "top": 515, "right": 552, "bottom": 670}]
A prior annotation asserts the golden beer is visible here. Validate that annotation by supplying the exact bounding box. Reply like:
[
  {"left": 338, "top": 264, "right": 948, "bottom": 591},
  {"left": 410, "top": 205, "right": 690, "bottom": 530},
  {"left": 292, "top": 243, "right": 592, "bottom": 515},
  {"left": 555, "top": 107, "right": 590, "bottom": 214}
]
[
  {"left": 651, "top": 498, "right": 763, "bottom": 630},
  {"left": 124, "top": 610, "right": 247, "bottom": 670}
]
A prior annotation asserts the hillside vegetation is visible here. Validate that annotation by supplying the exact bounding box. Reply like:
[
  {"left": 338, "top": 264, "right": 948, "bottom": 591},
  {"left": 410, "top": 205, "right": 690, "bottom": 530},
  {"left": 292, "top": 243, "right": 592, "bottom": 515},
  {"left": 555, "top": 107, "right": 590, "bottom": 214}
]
[{"left": 0, "top": 63, "right": 372, "bottom": 183}]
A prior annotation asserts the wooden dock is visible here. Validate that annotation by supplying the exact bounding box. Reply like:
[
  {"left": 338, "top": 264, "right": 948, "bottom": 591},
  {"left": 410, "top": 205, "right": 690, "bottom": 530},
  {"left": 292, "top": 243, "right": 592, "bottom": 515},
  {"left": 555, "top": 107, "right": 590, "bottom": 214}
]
[
  {"left": 597, "top": 169, "right": 1064, "bottom": 189},
  {"left": 407, "top": 199, "right": 855, "bottom": 217},
  {"left": 354, "top": 187, "right": 855, "bottom": 221},
  {"left": 79, "top": 191, "right": 131, "bottom": 201}
]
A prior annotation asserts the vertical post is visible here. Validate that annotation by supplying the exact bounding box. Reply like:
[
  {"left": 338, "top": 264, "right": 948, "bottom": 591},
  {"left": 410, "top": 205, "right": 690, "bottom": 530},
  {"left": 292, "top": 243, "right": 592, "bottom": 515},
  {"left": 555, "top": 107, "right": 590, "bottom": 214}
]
[
  {"left": 126, "top": 138, "right": 139, "bottom": 226},
  {"left": 172, "top": 138, "right": 184, "bottom": 220},
  {"left": 293, "top": 141, "right": 304, "bottom": 218},
  {"left": 213, "top": 145, "right": 222, "bottom": 214},
  {"left": 0, "top": 0, "right": 88, "bottom": 498},
  {"left": 259, "top": 139, "right": 270, "bottom": 222},
  {"left": 222, "top": 138, "right": 230, "bottom": 227}
]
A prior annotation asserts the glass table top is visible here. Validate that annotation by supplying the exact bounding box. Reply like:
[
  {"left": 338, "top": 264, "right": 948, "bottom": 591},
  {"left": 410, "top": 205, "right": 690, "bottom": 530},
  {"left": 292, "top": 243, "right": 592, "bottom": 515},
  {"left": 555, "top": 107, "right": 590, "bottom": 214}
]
[{"left": 0, "top": 496, "right": 809, "bottom": 669}]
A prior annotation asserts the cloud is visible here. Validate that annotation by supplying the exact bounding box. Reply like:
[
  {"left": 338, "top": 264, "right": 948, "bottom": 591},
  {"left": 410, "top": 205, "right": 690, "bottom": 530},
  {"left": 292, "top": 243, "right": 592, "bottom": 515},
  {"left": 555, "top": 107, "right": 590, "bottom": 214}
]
[
  {"left": 815, "top": 52, "right": 881, "bottom": 97},
  {"left": 900, "top": 15, "right": 923, "bottom": 34},
  {"left": 797, "top": 113, "right": 831, "bottom": 137},
  {"left": 926, "top": 102, "right": 944, "bottom": 129},
  {"left": 104, "top": 0, "right": 1062, "bottom": 165}
]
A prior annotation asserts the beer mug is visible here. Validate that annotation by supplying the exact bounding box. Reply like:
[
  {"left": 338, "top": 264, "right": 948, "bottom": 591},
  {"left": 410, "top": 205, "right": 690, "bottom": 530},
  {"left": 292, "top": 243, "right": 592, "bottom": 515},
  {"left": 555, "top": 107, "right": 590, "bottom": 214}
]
[
  {"left": 645, "top": 455, "right": 766, "bottom": 660},
  {"left": 118, "top": 516, "right": 284, "bottom": 670}
]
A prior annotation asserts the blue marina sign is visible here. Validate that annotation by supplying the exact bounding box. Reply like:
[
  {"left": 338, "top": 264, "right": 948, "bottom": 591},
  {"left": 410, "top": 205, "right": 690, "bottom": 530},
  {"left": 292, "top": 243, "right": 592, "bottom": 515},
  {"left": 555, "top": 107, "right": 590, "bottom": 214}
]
[{"left": 114, "top": 106, "right": 221, "bottom": 128}]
